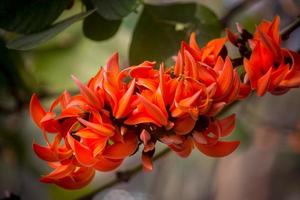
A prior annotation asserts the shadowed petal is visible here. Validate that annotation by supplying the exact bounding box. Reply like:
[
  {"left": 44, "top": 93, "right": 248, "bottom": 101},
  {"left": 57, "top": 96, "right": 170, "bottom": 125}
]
[
  {"left": 94, "top": 156, "right": 123, "bottom": 171},
  {"left": 55, "top": 167, "right": 95, "bottom": 190},
  {"left": 195, "top": 140, "right": 240, "bottom": 157},
  {"left": 142, "top": 153, "right": 153, "bottom": 171},
  {"left": 219, "top": 114, "right": 236, "bottom": 137},
  {"left": 103, "top": 133, "right": 138, "bottom": 159},
  {"left": 257, "top": 67, "right": 272, "bottom": 96},
  {"left": 173, "top": 116, "right": 196, "bottom": 135}
]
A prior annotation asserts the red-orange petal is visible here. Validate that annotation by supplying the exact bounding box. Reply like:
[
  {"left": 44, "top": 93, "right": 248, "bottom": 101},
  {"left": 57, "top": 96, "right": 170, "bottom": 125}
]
[
  {"left": 103, "top": 133, "right": 138, "bottom": 159},
  {"left": 189, "top": 32, "right": 201, "bottom": 52},
  {"left": 55, "top": 167, "right": 95, "bottom": 190},
  {"left": 78, "top": 118, "right": 114, "bottom": 137},
  {"left": 30, "top": 94, "right": 46, "bottom": 128},
  {"left": 142, "top": 153, "right": 153, "bottom": 171},
  {"left": 104, "top": 52, "right": 120, "bottom": 86},
  {"left": 33, "top": 143, "right": 59, "bottom": 162},
  {"left": 115, "top": 79, "right": 135, "bottom": 119},
  {"left": 94, "top": 156, "right": 123, "bottom": 171},
  {"left": 219, "top": 114, "right": 236, "bottom": 137},
  {"left": 71, "top": 75, "right": 102, "bottom": 109},
  {"left": 173, "top": 116, "right": 196, "bottom": 135},
  {"left": 257, "top": 67, "right": 272, "bottom": 96},
  {"left": 41, "top": 162, "right": 75, "bottom": 181},
  {"left": 195, "top": 140, "right": 240, "bottom": 157},
  {"left": 216, "top": 57, "right": 233, "bottom": 98},
  {"left": 137, "top": 94, "right": 168, "bottom": 126},
  {"left": 73, "top": 139, "right": 96, "bottom": 167}
]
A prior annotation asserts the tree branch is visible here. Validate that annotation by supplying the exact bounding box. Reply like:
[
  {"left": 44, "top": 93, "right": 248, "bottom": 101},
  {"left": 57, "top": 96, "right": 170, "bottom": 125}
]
[
  {"left": 281, "top": 16, "right": 300, "bottom": 40},
  {"left": 77, "top": 148, "right": 171, "bottom": 200}
]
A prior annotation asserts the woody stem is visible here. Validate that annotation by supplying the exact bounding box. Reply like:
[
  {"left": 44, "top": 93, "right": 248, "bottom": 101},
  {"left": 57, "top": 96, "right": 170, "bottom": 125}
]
[
  {"left": 76, "top": 148, "right": 171, "bottom": 200},
  {"left": 281, "top": 16, "right": 300, "bottom": 40}
]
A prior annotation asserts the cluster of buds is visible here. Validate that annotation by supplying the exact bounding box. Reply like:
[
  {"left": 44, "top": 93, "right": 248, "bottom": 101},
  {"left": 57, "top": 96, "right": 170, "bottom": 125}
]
[{"left": 30, "top": 16, "right": 300, "bottom": 189}]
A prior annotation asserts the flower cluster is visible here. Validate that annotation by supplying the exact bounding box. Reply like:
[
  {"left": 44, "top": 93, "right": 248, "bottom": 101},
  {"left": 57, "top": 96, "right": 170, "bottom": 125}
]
[{"left": 30, "top": 17, "right": 300, "bottom": 189}]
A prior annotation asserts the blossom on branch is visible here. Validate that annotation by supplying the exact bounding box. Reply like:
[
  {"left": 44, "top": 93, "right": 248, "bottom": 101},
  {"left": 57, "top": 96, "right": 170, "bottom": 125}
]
[{"left": 29, "top": 16, "right": 300, "bottom": 189}]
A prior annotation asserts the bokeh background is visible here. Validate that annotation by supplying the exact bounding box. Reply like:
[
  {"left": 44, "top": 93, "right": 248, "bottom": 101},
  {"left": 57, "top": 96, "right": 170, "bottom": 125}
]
[{"left": 0, "top": 0, "right": 300, "bottom": 199}]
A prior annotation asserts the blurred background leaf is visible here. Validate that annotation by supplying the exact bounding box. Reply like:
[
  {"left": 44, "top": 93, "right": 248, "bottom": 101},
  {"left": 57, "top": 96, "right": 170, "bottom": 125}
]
[
  {"left": 92, "top": 0, "right": 142, "bottom": 20},
  {"left": 6, "top": 10, "right": 95, "bottom": 50},
  {"left": 129, "top": 3, "right": 222, "bottom": 65},
  {"left": 82, "top": 0, "right": 122, "bottom": 41},
  {"left": 0, "top": 0, "right": 71, "bottom": 34}
]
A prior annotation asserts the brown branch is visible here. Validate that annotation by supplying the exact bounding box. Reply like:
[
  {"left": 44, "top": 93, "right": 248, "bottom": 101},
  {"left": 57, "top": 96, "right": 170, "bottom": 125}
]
[
  {"left": 77, "top": 147, "right": 171, "bottom": 200},
  {"left": 281, "top": 16, "right": 300, "bottom": 40}
]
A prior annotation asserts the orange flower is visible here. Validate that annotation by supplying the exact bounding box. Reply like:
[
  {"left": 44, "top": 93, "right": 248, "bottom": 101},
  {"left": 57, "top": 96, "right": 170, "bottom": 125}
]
[
  {"left": 244, "top": 16, "right": 300, "bottom": 96},
  {"left": 125, "top": 64, "right": 171, "bottom": 128},
  {"left": 29, "top": 55, "right": 140, "bottom": 188},
  {"left": 174, "top": 33, "right": 248, "bottom": 104},
  {"left": 29, "top": 32, "right": 255, "bottom": 188}
]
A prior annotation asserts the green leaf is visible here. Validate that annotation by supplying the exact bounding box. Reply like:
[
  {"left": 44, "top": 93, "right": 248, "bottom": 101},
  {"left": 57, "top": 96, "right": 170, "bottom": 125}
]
[
  {"left": 129, "top": 3, "right": 222, "bottom": 65},
  {"left": 194, "top": 5, "right": 222, "bottom": 44},
  {"left": 92, "top": 0, "right": 141, "bottom": 20},
  {"left": 6, "top": 10, "right": 95, "bottom": 51},
  {"left": 83, "top": 12, "right": 122, "bottom": 41},
  {"left": 0, "top": 0, "right": 71, "bottom": 34},
  {"left": 82, "top": 0, "right": 122, "bottom": 41}
]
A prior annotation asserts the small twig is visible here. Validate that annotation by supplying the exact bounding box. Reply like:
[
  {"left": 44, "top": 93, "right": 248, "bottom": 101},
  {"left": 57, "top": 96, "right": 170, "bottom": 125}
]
[
  {"left": 77, "top": 148, "right": 171, "bottom": 200},
  {"left": 281, "top": 16, "right": 300, "bottom": 40}
]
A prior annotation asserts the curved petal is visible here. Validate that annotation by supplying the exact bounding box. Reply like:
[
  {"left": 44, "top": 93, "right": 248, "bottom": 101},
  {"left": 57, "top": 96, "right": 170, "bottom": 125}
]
[
  {"left": 189, "top": 32, "right": 201, "bottom": 52},
  {"left": 216, "top": 57, "right": 233, "bottom": 98},
  {"left": 41, "top": 162, "right": 75, "bottom": 181},
  {"left": 219, "top": 114, "right": 236, "bottom": 137},
  {"left": 142, "top": 153, "right": 153, "bottom": 171},
  {"left": 73, "top": 139, "right": 96, "bottom": 167},
  {"left": 115, "top": 79, "right": 135, "bottom": 119},
  {"left": 33, "top": 143, "right": 59, "bottom": 162},
  {"left": 94, "top": 156, "right": 123, "bottom": 171},
  {"left": 257, "top": 67, "right": 272, "bottom": 96},
  {"left": 173, "top": 116, "right": 196, "bottom": 135},
  {"left": 169, "top": 137, "right": 193, "bottom": 158},
  {"left": 30, "top": 94, "right": 46, "bottom": 128},
  {"left": 137, "top": 94, "right": 168, "bottom": 126},
  {"left": 71, "top": 75, "right": 103, "bottom": 109},
  {"left": 195, "top": 140, "right": 240, "bottom": 157},
  {"left": 78, "top": 118, "right": 114, "bottom": 137},
  {"left": 104, "top": 52, "right": 120, "bottom": 87},
  {"left": 103, "top": 133, "right": 138, "bottom": 159},
  {"left": 125, "top": 112, "right": 162, "bottom": 127},
  {"left": 55, "top": 167, "right": 95, "bottom": 190}
]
